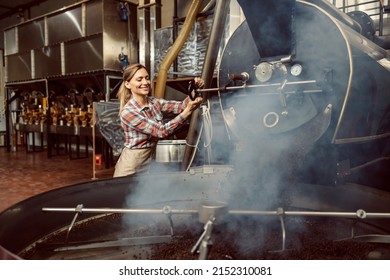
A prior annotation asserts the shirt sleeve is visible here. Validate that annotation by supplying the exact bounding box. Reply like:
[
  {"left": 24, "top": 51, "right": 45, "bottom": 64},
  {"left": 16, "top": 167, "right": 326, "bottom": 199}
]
[
  {"left": 120, "top": 107, "right": 187, "bottom": 138},
  {"left": 158, "top": 97, "right": 189, "bottom": 114}
]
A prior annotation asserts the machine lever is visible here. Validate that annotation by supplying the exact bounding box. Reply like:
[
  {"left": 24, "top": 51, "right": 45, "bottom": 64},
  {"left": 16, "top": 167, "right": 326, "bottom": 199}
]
[
  {"left": 65, "top": 204, "right": 83, "bottom": 244},
  {"left": 191, "top": 218, "right": 214, "bottom": 256},
  {"left": 187, "top": 79, "right": 198, "bottom": 101}
]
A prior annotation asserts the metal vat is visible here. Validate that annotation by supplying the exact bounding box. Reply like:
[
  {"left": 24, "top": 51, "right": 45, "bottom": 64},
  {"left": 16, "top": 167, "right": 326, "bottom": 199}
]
[{"left": 155, "top": 140, "right": 187, "bottom": 163}]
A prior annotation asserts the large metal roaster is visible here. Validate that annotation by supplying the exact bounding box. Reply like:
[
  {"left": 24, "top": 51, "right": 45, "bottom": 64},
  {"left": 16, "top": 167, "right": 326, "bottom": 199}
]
[
  {"left": 208, "top": 0, "right": 390, "bottom": 188},
  {"left": 1, "top": 166, "right": 390, "bottom": 259},
  {"left": 1, "top": 0, "right": 390, "bottom": 260}
]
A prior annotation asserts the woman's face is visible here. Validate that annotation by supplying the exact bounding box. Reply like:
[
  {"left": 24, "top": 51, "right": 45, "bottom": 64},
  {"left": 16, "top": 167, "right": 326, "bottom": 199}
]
[{"left": 125, "top": 67, "right": 150, "bottom": 97}]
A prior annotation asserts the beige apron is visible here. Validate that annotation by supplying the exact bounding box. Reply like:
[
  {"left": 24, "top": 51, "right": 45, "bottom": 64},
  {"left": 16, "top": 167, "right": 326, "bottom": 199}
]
[{"left": 113, "top": 147, "right": 155, "bottom": 177}]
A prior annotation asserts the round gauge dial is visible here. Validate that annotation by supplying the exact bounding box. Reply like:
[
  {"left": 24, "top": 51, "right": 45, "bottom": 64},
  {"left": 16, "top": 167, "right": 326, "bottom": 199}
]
[
  {"left": 290, "top": 64, "right": 303, "bottom": 77},
  {"left": 255, "top": 62, "right": 273, "bottom": 82}
]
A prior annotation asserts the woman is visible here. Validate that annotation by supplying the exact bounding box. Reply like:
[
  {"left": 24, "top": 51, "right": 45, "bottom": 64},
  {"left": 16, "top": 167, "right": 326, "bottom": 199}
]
[{"left": 113, "top": 63, "right": 203, "bottom": 177}]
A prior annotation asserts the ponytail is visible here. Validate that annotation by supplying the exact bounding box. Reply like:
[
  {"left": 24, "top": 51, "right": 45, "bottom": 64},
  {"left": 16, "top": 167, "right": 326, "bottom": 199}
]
[{"left": 117, "top": 82, "right": 132, "bottom": 111}]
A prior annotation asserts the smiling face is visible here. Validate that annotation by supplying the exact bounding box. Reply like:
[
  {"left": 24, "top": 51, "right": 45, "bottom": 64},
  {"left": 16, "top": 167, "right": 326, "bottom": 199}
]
[{"left": 125, "top": 67, "right": 151, "bottom": 100}]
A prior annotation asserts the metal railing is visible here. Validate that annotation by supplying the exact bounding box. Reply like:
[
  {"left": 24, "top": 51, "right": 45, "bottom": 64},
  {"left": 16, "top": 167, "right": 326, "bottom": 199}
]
[{"left": 332, "top": 0, "right": 388, "bottom": 36}]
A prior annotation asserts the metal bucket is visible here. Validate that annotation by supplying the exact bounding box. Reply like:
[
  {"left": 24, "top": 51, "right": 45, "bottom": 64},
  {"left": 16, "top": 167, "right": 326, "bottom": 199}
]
[{"left": 155, "top": 140, "right": 186, "bottom": 163}]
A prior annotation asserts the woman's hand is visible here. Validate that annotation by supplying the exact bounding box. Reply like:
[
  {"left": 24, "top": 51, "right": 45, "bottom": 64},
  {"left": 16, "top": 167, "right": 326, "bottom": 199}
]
[
  {"left": 182, "top": 77, "right": 204, "bottom": 118},
  {"left": 182, "top": 96, "right": 203, "bottom": 118},
  {"left": 187, "top": 77, "right": 204, "bottom": 101},
  {"left": 187, "top": 96, "right": 203, "bottom": 112},
  {"left": 194, "top": 77, "right": 204, "bottom": 89}
]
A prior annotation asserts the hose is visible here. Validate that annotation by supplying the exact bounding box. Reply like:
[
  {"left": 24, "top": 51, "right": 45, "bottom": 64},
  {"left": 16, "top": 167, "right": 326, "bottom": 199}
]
[
  {"left": 185, "top": 100, "right": 213, "bottom": 171},
  {"left": 154, "top": 0, "right": 204, "bottom": 98}
]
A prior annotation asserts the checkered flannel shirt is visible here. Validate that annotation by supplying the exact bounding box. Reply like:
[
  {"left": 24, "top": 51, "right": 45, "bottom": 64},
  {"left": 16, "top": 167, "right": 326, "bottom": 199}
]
[{"left": 120, "top": 96, "right": 189, "bottom": 149}]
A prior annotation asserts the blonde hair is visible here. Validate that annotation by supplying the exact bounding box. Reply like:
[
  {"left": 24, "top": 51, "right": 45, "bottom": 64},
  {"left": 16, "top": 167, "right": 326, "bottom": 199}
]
[{"left": 117, "top": 63, "right": 147, "bottom": 111}]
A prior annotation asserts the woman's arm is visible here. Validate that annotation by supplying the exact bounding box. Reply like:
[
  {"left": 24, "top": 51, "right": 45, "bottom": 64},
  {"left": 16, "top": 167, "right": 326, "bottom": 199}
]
[
  {"left": 121, "top": 96, "right": 203, "bottom": 139},
  {"left": 158, "top": 78, "right": 204, "bottom": 114},
  {"left": 158, "top": 97, "right": 189, "bottom": 114},
  {"left": 120, "top": 107, "right": 186, "bottom": 138},
  {"left": 180, "top": 97, "right": 203, "bottom": 119}
]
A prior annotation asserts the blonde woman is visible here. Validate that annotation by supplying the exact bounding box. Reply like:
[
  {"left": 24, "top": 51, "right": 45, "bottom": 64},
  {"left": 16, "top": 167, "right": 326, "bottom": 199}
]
[{"left": 114, "top": 64, "right": 203, "bottom": 177}]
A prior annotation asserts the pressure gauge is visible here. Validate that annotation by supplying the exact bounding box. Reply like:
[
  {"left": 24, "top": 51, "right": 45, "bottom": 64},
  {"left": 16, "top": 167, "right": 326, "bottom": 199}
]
[
  {"left": 290, "top": 64, "right": 303, "bottom": 77},
  {"left": 255, "top": 62, "right": 273, "bottom": 82}
]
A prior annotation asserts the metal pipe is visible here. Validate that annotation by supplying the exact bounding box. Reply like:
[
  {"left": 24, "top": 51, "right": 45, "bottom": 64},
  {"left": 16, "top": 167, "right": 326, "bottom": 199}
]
[
  {"left": 154, "top": 0, "right": 204, "bottom": 98},
  {"left": 42, "top": 207, "right": 390, "bottom": 219},
  {"left": 195, "top": 80, "right": 318, "bottom": 93},
  {"left": 44, "top": 79, "right": 51, "bottom": 158},
  {"left": 181, "top": 0, "right": 231, "bottom": 171},
  {"left": 201, "top": 0, "right": 216, "bottom": 13},
  {"left": 379, "top": 3, "right": 384, "bottom": 36},
  {"left": 337, "top": 0, "right": 379, "bottom": 9},
  {"left": 167, "top": 71, "right": 199, "bottom": 77},
  {"left": 149, "top": 0, "right": 161, "bottom": 79},
  {"left": 42, "top": 207, "right": 198, "bottom": 215},
  {"left": 228, "top": 209, "right": 390, "bottom": 219},
  {"left": 5, "top": 88, "right": 11, "bottom": 152},
  {"left": 200, "top": 0, "right": 230, "bottom": 99},
  {"left": 172, "top": 0, "right": 178, "bottom": 75}
]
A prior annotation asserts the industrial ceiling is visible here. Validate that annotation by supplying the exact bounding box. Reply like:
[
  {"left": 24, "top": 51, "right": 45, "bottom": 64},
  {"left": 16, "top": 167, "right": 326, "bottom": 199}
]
[{"left": 0, "top": 0, "right": 47, "bottom": 20}]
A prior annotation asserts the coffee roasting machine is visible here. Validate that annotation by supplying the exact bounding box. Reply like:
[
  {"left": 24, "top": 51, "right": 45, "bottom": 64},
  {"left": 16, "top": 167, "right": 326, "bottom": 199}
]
[{"left": 1, "top": 0, "right": 390, "bottom": 260}]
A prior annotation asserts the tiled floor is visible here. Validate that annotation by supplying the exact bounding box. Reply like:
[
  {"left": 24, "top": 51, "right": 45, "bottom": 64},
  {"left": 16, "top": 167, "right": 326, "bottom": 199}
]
[{"left": 0, "top": 146, "right": 113, "bottom": 212}]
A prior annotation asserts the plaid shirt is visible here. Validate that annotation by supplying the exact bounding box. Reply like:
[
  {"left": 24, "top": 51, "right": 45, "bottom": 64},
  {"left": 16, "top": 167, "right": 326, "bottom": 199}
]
[{"left": 120, "top": 96, "right": 189, "bottom": 149}]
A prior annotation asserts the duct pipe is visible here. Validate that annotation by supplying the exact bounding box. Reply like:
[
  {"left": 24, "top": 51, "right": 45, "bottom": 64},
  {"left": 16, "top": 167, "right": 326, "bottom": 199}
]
[
  {"left": 201, "top": 0, "right": 216, "bottom": 13},
  {"left": 181, "top": 0, "right": 231, "bottom": 170},
  {"left": 154, "top": 0, "right": 204, "bottom": 98}
]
